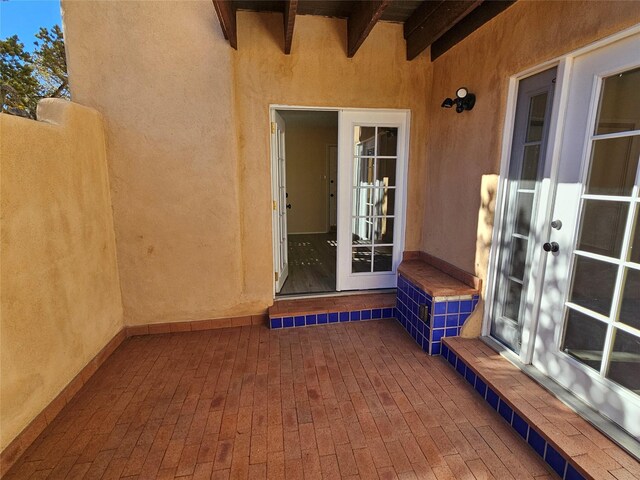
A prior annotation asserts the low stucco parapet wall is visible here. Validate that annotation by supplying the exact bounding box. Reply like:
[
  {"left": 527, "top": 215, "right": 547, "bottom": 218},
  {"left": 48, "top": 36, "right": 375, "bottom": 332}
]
[{"left": 1, "top": 99, "right": 124, "bottom": 451}]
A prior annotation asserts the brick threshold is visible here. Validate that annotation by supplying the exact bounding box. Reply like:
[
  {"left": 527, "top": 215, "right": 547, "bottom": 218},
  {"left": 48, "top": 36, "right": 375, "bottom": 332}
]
[{"left": 442, "top": 336, "right": 640, "bottom": 480}]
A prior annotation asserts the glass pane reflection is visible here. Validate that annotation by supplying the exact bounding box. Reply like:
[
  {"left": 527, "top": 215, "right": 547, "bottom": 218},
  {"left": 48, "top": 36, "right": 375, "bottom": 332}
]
[
  {"left": 352, "top": 247, "right": 372, "bottom": 273},
  {"left": 354, "top": 127, "right": 376, "bottom": 156},
  {"left": 595, "top": 67, "right": 640, "bottom": 135},
  {"left": 562, "top": 309, "right": 608, "bottom": 372},
  {"left": 586, "top": 136, "right": 640, "bottom": 196},
  {"left": 607, "top": 328, "right": 640, "bottom": 395},
  {"left": 377, "top": 127, "right": 398, "bottom": 156},
  {"left": 569, "top": 255, "right": 617, "bottom": 316},
  {"left": 577, "top": 200, "right": 628, "bottom": 258}
]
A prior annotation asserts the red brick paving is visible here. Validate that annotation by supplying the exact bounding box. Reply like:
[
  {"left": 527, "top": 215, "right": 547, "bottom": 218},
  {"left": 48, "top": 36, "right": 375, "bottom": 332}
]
[{"left": 5, "top": 319, "right": 555, "bottom": 479}]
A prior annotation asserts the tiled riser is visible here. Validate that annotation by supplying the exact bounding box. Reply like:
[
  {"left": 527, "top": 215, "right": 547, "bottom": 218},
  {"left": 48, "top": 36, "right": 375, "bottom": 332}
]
[
  {"left": 396, "top": 274, "right": 479, "bottom": 355},
  {"left": 441, "top": 343, "right": 587, "bottom": 480},
  {"left": 270, "top": 307, "right": 395, "bottom": 329}
]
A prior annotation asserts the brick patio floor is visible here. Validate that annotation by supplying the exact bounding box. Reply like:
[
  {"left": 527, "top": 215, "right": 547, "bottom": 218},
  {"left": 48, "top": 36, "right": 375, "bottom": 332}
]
[{"left": 5, "top": 319, "right": 556, "bottom": 479}]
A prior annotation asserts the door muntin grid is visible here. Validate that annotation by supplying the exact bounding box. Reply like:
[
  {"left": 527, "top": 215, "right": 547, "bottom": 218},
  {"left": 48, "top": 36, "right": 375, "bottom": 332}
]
[
  {"left": 560, "top": 66, "right": 640, "bottom": 397},
  {"left": 351, "top": 125, "right": 397, "bottom": 274}
]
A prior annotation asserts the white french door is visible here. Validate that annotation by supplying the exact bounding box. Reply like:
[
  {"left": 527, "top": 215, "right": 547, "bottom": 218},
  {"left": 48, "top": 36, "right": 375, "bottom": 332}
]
[
  {"left": 336, "top": 110, "right": 410, "bottom": 291},
  {"left": 532, "top": 33, "right": 640, "bottom": 438},
  {"left": 271, "top": 111, "right": 289, "bottom": 293}
]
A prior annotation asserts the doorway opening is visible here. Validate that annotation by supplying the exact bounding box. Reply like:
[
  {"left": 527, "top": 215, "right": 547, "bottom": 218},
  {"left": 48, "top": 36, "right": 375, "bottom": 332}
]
[{"left": 275, "top": 110, "right": 339, "bottom": 296}]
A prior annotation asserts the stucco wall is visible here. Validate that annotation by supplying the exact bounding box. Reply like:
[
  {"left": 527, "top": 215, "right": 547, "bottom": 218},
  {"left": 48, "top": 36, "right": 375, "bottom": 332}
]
[
  {"left": 0, "top": 100, "right": 123, "bottom": 451},
  {"left": 420, "top": 1, "right": 640, "bottom": 280},
  {"left": 285, "top": 124, "right": 337, "bottom": 234},
  {"left": 63, "top": 1, "right": 430, "bottom": 326}
]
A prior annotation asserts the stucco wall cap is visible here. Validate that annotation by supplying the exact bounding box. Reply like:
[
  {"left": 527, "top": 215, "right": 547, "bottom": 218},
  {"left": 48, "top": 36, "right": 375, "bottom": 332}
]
[{"left": 36, "top": 98, "right": 103, "bottom": 127}]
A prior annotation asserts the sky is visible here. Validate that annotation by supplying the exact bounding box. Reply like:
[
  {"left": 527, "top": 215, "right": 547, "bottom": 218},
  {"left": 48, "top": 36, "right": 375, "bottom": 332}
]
[{"left": 0, "top": 0, "right": 62, "bottom": 52}]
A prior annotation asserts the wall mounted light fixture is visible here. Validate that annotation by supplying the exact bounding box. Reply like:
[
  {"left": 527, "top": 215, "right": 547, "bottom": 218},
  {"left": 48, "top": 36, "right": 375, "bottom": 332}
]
[{"left": 441, "top": 87, "right": 476, "bottom": 113}]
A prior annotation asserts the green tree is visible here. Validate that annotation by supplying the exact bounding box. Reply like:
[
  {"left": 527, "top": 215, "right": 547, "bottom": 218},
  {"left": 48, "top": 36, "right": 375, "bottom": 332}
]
[
  {"left": 0, "top": 35, "right": 39, "bottom": 118},
  {"left": 1, "top": 25, "right": 68, "bottom": 119}
]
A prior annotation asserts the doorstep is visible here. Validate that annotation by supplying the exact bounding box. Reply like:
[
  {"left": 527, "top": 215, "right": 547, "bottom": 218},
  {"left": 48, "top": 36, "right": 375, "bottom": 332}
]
[
  {"left": 269, "top": 292, "right": 396, "bottom": 329},
  {"left": 442, "top": 336, "right": 640, "bottom": 480}
]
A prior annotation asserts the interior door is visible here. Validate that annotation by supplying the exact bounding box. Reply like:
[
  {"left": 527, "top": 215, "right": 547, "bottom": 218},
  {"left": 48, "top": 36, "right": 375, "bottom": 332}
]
[
  {"left": 490, "top": 68, "right": 556, "bottom": 353},
  {"left": 328, "top": 145, "right": 338, "bottom": 229},
  {"left": 336, "top": 110, "right": 409, "bottom": 291},
  {"left": 272, "top": 111, "right": 289, "bottom": 293},
  {"left": 533, "top": 33, "right": 640, "bottom": 438}
]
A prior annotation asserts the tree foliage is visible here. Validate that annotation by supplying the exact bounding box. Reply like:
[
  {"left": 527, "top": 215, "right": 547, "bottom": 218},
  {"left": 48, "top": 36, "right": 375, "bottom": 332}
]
[{"left": 1, "top": 25, "right": 68, "bottom": 119}]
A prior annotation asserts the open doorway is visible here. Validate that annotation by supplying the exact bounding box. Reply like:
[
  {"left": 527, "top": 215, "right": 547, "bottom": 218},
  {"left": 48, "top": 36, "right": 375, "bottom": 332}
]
[{"left": 275, "top": 110, "right": 339, "bottom": 295}]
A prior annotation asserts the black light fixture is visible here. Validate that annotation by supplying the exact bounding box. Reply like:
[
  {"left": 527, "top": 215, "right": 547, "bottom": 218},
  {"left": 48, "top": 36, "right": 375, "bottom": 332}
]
[{"left": 441, "top": 87, "right": 476, "bottom": 113}]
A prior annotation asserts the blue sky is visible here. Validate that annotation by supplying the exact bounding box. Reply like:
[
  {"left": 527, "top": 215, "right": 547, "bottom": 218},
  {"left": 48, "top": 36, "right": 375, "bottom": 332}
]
[{"left": 1, "top": 0, "right": 62, "bottom": 52}]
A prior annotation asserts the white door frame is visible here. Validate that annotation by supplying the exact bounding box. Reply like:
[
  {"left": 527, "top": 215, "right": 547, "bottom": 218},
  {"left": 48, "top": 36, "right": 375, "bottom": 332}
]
[{"left": 269, "top": 105, "right": 411, "bottom": 297}]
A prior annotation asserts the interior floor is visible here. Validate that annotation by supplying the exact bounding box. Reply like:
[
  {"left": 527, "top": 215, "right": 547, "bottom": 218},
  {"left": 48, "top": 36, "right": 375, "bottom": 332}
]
[{"left": 279, "top": 232, "right": 336, "bottom": 296}]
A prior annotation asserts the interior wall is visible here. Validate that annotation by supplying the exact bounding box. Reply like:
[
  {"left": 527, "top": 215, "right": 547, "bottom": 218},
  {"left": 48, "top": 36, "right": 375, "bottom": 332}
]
[
  {"left": 420, "top": 1, "right": 640, "bottom": 282},
  {"left": 62, "top": 1, "right": 430, "bottom": 326},
  {"left": 284, "top": 123, "right": 337, "bottom": 234},
  {"left": 0, "top": 100, "right": 123, "bottom": 451}
]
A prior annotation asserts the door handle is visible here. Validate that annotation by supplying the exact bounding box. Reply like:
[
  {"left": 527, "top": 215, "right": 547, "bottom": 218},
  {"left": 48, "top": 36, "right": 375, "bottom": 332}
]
[
  {"left": 543, "top": 242, "right": 559, "bottom": 253},
  {"left": 330, "top": 194, "right": 334, "bottom": 197},
  {"left": 286, "top": 204, "right": 292, "bottom": 209}
]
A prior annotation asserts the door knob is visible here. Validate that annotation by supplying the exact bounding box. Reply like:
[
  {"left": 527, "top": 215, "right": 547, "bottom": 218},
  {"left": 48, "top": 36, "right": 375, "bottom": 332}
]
[
  {"left": 286, "top": 204, "right": 292, "bottom": 209},
  {"left": 543, "top": 242, "right": 559, "bottom": 253},
  {"left": 330, "top": 194, "right": 334, "bottom": 197}
]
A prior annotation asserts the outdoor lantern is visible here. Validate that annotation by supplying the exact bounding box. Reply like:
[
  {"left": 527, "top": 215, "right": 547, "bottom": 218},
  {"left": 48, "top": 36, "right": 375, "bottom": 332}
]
[{"left": 441, "top": 87, "right": 476, "bottom": 113}]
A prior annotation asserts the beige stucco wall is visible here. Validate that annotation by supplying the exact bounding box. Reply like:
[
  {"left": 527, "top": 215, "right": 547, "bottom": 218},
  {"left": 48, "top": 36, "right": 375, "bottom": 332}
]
[
  {"left": 63, "top": 1, "right": 430, "bottom": 326},
  {"left": 420, "top": 1, "right": 640, "bottom": 283},
  {"left": 0, "top": 100, "right": 123, "bottom": 451},
  {"left": 285, "top": 124, "right": 337, "bottom": 234}
]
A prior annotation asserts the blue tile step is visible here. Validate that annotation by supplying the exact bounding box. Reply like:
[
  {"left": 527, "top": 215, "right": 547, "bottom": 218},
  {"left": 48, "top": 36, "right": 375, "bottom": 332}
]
[{"left": 269, "top": 293, "right": 396, "bottom": 330}]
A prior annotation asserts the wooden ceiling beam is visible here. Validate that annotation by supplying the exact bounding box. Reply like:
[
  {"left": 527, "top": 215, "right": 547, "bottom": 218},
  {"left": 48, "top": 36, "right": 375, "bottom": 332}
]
[
  {"left": 431, "top": 0, "right": 516, "bottom": 61},
  {"left": 347, "top": 0, "right": 392, "bottom": 58},
  {"left": 405, "top": 0, "right": 482, "bottom": 60},
  {"left": 283, "top": 0, "right": 298, "bottom": 54},
  {"left": 213, "top": 0, "right": 238, "bottom": 49},
  {"left": 404, "top": 1, "right": 443, "bottom": 39}
]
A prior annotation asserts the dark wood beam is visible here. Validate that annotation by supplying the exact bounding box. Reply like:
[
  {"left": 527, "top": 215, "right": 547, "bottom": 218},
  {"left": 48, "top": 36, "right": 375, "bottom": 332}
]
[
  {"left": 431, "top": 0, "right": 516, "bottom": 60},
  {"left": 405, "top": 0, "right": 482, "bottom": 60},
  {"left": 283, "top": 0, "right": 298, "bottom": 54},
  {"left": 404, "top": 1, "right": 443, "bottom": 39},
  {"left": 347, "top": 0, "right": 392, "bottom": 58},
  {"left": 213, "top": 0, "right": 238, "bottom": 49}
]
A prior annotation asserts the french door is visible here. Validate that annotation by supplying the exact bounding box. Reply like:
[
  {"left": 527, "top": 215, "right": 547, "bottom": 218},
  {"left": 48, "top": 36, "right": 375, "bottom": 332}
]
[
  {"left": 271, "top": 111, "right": 289, "bottom": 293},
  {"left": 533, "top": 33, "right": 640, "bottom": 438},
  {"left": 336, "top": 110, "right": 409, "bottom": 291}
]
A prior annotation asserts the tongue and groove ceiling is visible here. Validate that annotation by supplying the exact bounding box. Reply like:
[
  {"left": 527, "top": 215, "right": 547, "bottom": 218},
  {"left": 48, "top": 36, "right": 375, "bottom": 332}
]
[{"left": 212, "top": 0, "right": 516, "bottom": 61}]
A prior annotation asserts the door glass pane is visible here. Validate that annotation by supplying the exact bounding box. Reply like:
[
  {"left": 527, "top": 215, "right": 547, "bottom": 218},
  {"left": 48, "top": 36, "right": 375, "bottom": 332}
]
[
  {"left": 606, "top": 328, "right": 640, "bottom": 395},
  {"left": 352, "top": 188, "right": 373, "bottom": 217},
  {"left": 509, "top": 237, "right": 528, "bottom": 280},
  {"left": 377, "top": 127, "right": 398, "bottom": 156},
  {"left": 514, "top": 192, "right": 534, "bottom": 235},
  {"left": 373, "top": 246, "right": 393, "bottom": 272},
  {"left": 374, "top": 217, "right": 394, "bottom": 244},
  {"left": 375, "top": 158, "right": 396, "bottom": 186},
  {"left": 354, "top": 157, "right": 374, "bottom": 186},
  {"left": 595, "top": 66, "right": 640, "bottom": 135},
  {"left": 354, "top": 127, "right": 376, "bottom": 156},
  {"left": 586, "top": 136, "right": 640, "bottom": 196},
  {"left": 352, "top": 217, "right": 373, "bottom": 244},
  {"left": 371, "top": 188, "right": 395, "bottom": 216},
  {"left": 504, "top": 280, "right": 523, "bottom": 321},
  {"left": 569, "top": 255, "right": 617, "bottom": 316},
  {"left": 619, "top": 268, "right": 640, "bottom": 330},
  {"left": 352, "top": 247, "right": 372, "bottom": 273},
  {"left": 577, "top": 200, "right": 629, "bottom": 258},
  {"left": 521, "top": 145, "right": 541, "bottom": 189},
  {"left": 630, "top": 208, "right": 640, "bottom": 264},
  {"left": 562, "top": 309, "right": 608, "bottom": 372},
  {"left": 526, "top": 92, "right": 548, "bottom": 142}
]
